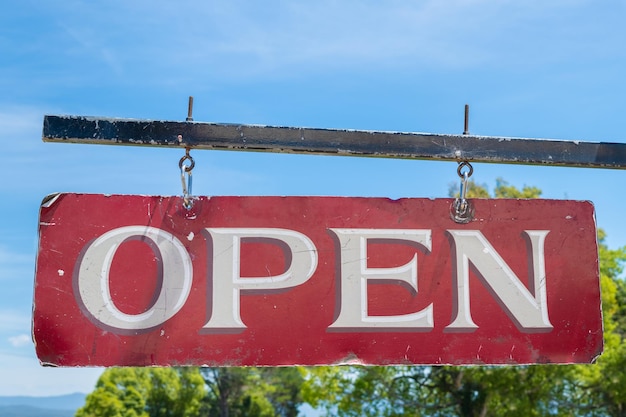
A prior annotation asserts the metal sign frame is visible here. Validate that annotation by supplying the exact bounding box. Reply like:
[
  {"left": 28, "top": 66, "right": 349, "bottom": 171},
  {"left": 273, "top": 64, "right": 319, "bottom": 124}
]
[{"left": 43, "top": 114, "right": 626, "bottom": 169}]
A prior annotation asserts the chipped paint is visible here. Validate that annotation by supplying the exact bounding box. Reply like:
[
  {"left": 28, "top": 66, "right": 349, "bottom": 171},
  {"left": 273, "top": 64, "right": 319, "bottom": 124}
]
[{"left": 42, "top": 115, "right": 626, "bottom": 169}]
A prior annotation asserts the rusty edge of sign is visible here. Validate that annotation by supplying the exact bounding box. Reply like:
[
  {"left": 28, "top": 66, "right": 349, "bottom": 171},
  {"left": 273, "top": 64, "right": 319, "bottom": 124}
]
[{"left": 43, "top": 115, "right": 626, "bottom": 169}]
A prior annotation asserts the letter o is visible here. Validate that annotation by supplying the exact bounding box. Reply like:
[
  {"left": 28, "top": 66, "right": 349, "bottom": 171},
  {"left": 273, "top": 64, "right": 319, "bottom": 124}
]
[{"left": 75, "top": 226, "right": 192, "bottom": 333}]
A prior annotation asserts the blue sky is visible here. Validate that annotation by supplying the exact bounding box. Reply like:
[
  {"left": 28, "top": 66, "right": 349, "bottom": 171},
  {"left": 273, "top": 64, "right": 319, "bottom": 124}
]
[{"left": 1, "top": 0, "right": 626, "bottom": 396}]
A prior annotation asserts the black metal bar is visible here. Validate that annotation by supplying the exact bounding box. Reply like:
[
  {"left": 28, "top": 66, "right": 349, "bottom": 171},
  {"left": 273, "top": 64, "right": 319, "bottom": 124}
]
[{"left": 43, "top": 115, "right": 626, "bottom": 169}]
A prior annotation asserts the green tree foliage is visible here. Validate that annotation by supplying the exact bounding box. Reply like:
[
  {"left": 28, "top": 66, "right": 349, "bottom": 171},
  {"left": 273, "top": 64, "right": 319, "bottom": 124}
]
[
  {"left": 261, "top": 368, "right": 304, "bottom": 417},
  {"left": 449, "top": 177, "right": 542, "bottom": 199},
  {"left": 492, "top": 178, "right": 542, "bottom": 199},
  {"left": 199, "top": 367, "right": 304, "bottom": 417},
  {"left": 78, "top": 367, "right": 304, "bottom": 417},
  {"left": 570, "top": 231, "right": 626, "bottom": 416},
  {"left": 303, "top": 364, "right": 576, "bottom": 416},
  {"left": 76, "top": 368, "right": 205, "bottom": 417},
  {"left": 302, "top": 178, "right": 626, "bottom": 417},
  {"left": 200, "top": 368, "right": 272, "bottom": 417}
]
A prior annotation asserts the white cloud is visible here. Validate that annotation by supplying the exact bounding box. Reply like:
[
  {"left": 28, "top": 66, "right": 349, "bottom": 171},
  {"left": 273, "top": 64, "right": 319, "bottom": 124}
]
[
  {"left": 147, "top": 0, "right": 495, "bottom": 76},
  {"left": 0, "top": 246, "right": 33, "bottom": 282},
  {"left": 0, "top": 245, "right": 32, "bottom": 264},
  {"left": 141, "top": 0, "right": 608, "bottom": 76},
  {"left": 59, "top": 23, "right": 125, "bottom": 77},
  {"left": 27, "top": 0, "right": 611, "bottom": 86},
  {"left": 0, "top": 310, "right": 31, "bottom": 333},
  {"left": 8, "top": 334, "right": 31, "bottom": 348},
  {"left": 0, "top": 106, "right": 43, "bottom": 144},
  {"left": 0, "top": 352, "right": 102, "bottom": 396},
  {"left": 0, "top": 312, "right": 101, "bottom": 396}
]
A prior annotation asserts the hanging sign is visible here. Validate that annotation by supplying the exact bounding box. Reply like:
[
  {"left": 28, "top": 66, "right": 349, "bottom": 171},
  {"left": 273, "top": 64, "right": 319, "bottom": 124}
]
[{"left": 33, "top": 193, "right": 602, "bottom": 366}]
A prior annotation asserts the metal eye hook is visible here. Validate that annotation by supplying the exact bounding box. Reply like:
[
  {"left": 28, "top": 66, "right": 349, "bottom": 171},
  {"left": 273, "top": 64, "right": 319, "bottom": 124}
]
[
  {"left": 457, "top": 161, "right": 473, "bottom": 179},
  {"left": 451, "top": 161, "right": 474, "bottom": 224},
  {"left": 179, "top": 147, "right": 195, "bottom": 171},
  {"left": 179, "top": 148, "right": 194, "bottom": 209}
]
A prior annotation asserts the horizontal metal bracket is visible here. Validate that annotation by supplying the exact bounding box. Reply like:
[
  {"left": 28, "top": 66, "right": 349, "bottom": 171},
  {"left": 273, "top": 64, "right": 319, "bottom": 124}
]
[{"left": 43, "top": 115, "right": 626, "bottom": 169}]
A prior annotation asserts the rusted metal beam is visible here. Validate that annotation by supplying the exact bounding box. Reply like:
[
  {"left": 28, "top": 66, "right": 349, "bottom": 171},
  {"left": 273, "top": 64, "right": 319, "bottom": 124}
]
[{"left": 43, "top": 115, "right": 626, "bottom": 169}]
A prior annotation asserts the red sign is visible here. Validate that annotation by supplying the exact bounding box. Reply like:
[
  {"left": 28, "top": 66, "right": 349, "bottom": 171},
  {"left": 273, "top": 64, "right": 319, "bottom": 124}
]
[{"left": 33, "top": 194, "right": 602, "bottom": 366}]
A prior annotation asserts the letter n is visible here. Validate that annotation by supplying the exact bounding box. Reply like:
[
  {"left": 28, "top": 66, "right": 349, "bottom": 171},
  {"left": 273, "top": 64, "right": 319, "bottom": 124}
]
[{"left": 445, "top": 230, "right": 553, "bottom": 333}]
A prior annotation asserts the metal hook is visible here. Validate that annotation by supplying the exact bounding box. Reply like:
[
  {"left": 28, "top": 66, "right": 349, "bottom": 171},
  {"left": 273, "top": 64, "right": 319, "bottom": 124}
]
[
  {"left": 179, "top": 148, "right": 194, "bottom": 209},
  {"left": 457, "top": 160, "right": 473, "bottom": 179},
  {"left": 451, "top": 161, "right": 474, "bottom": 223},
  {"left": 179, "top": 148, "right": 195, "bottom": 171}
]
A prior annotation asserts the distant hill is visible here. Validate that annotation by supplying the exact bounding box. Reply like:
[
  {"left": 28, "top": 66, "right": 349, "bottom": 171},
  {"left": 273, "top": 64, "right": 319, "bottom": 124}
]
[
  {"left": 0, "top": 393, "right": 86, "bottom": 417},
  {"left": 0, "top": 405, "right": 75, "bottom": 417}
]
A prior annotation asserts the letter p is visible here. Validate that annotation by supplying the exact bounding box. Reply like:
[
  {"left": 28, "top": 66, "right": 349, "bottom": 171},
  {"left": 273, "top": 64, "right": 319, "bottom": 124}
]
[{"left": 202, "top": 228, "right": 318, "bottom": 331}]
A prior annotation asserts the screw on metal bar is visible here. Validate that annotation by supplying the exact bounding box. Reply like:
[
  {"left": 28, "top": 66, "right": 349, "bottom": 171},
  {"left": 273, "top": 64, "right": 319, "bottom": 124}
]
[
  {"left": 463, "top": 104, "right": 470, "bottom": 135},
  {"left": 451, "top": 161, "right": 475, "bottom": 223},
  {"left": 186, "top": 96, "right": 194, "bottom": 122}
]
